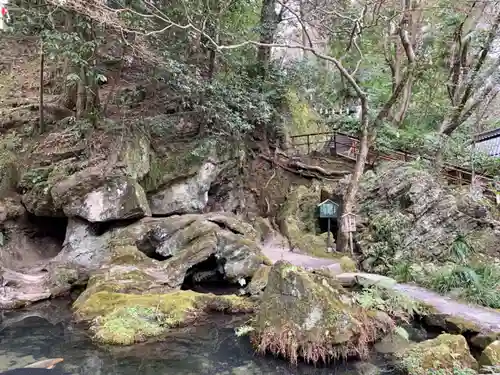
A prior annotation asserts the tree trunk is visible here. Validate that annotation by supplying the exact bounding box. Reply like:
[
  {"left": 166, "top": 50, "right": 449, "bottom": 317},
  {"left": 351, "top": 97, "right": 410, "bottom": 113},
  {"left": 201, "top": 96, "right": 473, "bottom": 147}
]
[
  {"left": 337, "top": 98, "right": 370, "bottom": 253},
  {"left": 257, "top": 0, "right": 279, "bottom": 76},
  {"left": 58, "top": 11, "right": 77, "bottom": 110}
]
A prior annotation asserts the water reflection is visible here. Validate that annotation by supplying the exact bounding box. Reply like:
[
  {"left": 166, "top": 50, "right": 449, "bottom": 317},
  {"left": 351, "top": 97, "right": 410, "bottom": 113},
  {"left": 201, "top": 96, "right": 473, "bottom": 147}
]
[{"left": 0, "top": 300, "right": 390, "bottom": 375}]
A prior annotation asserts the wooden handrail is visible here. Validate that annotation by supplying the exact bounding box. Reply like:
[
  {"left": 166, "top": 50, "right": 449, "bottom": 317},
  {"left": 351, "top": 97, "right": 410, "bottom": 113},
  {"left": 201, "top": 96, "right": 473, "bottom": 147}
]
[{"left": 289, "top": 131, "right": 498, "bottom": 198}]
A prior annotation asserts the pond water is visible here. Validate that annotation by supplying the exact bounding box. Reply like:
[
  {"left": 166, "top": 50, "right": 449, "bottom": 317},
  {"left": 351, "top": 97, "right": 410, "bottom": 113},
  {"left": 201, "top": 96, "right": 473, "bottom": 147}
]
[{"left": 0, "top": 299, "right": 397, "bottom": 375}]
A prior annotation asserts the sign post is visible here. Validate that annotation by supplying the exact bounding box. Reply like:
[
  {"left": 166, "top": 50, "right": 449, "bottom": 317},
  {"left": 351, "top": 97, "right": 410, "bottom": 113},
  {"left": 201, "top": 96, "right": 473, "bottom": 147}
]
[
  {"left": 341, "top": 212, "right": 357, "bottom": 255},
  {"left": 316, "top": 199, "right": 339, "bottom": 252}
]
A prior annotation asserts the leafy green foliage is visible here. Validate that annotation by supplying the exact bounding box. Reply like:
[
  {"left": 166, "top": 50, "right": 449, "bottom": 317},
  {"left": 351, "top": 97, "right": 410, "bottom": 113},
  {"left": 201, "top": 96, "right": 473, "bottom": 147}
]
[
  {"left": 353, "top": 286, "right": 426, "bottom": 322},
  {"left": 425, "top": 263, "right": 500, "bottom": 309}
]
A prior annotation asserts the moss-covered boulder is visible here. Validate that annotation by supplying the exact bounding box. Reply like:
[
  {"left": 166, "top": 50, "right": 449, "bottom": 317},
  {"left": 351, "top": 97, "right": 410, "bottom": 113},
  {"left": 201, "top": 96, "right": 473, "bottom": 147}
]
[
  {"left": 250, "top": 261, "right": 394, "bottom": 365},
  {"left": 245, "top": 265, "right": 271, "bottom": 296},
  {"left": 396, "top": 334, "right": 478, "bottom": 375},
  {"left": 0, "top": 196, "right": 25, "bottom": 223},
  {"left": 278, "top": 184, "right": 338, "bottom": 258},
  {"left": 74, "top": 290, "right": 255, "bottom": 345},
  {"left": 56, "top": 212, "right": 267, "bottom": 318},
  {"left": 479, "top": 340, "right": 500, "bottom": 367}
]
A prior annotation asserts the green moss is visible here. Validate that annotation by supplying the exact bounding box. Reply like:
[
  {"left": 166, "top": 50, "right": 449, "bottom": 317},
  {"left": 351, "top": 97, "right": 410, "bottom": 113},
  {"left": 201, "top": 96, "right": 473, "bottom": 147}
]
[
  {"left": 140, "top": 145, "right": 204, "bottom": 192},
  {"left": 75, "top": 290, "right": 255, "bottom": 345},
  {"left": 247, "top": 265, "right": 271, "bottom": 295},
  {"left": 251, "top": 261, "right": 394, "bottom": 364},
  {"left": 397, "top": 334, "right": 478, "bottom": 375},
  {"left": 479, "top": 340, "right": 500, "bottom": 366},
  {"left": 340, "top": 256, "right": 358, "bottom": 272},
  {"left": 285, "top": 89, "right": 326, "bottom": 138}
]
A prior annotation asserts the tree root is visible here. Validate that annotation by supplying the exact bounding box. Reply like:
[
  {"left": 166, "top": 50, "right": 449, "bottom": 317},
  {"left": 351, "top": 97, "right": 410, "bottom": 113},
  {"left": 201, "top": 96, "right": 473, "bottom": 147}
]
[{"left": 258, "top": 154, "right": 351, "bottom": 179}]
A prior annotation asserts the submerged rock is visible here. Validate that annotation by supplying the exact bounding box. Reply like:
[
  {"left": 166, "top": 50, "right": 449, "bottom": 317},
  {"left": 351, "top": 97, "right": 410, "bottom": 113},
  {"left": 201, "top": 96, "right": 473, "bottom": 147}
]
[
  {"left": 396, "top": 334, "right": 478, "bottom": 375},
  {"left": 74, "top": 290, "right": 255, "bottom": 345},
  {"left": 250, "top": 261, "right": 394, "bottom": 365}
]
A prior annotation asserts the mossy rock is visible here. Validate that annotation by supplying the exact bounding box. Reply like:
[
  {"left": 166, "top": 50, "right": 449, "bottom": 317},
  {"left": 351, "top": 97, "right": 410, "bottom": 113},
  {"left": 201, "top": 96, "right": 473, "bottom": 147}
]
[
  {"left": 340, "top": 256, "right": 358, "bottom": 272},
  {"left": 246, "top": 265, "right": 271, "bottom": 296},
  {"left": 140, "top": 143, "right": 206, "bottom": 193},
  {"left": 278, "top": 185, "right": 338, "bottom": 258},
  {"left": 471, "top": 332, "right": 500, "bottom": 351},
  {"left": 251, "top": 261, "right": 394, "bottom": 365},
  {"left": 479, "top": 340, "right": 500, "bottom": 367},
  {"left": 74, "top": 266, "right": 162, "bottom": 308},
  {"left": 0, "top": 196, "right": 25, "bottom": 223},
  {"left": 74, "top": 290, "right": 255, "bottom": 345},
  {"left": 396, "top": 334, "right": 478, "bottom": 375}
]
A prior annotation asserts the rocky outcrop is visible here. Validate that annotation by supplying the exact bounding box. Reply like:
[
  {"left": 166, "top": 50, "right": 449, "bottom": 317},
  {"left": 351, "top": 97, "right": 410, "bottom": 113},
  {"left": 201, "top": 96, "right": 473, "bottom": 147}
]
[
  {"left": 148, "top": 161, "right": 219, "bottom": 215},
  {"left": 335, "top": 162, "right": 500, "bottom": 274},
  {"left": 277, "top": 184, "right": 336, "bottom": 257},
  {"left": 1, "top": 210, "right": 267, "bottom": 309},
  {"left": 396, "top": 334, "right": 478, "bottom": 375},
  {"left": 249, "top": 261, "right": 394, "bottom": 365},
  {"left": 51, "top": 170, "right": 150, "bottom": 222}
]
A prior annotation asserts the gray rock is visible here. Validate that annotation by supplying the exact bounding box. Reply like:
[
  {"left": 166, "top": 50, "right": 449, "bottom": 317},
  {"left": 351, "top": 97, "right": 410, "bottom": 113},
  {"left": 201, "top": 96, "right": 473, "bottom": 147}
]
[
  {"left": 54, "top": 218, "right": 110, "bottom": 269},
  {"left": 148, "top": 162, "right": 218, "bottom": 215},
  {"left": 335, "top": 161, "right": 500, "bottom": 273},
  {"left": 52, "top": 170, "right": 151, "bottom": 222}
]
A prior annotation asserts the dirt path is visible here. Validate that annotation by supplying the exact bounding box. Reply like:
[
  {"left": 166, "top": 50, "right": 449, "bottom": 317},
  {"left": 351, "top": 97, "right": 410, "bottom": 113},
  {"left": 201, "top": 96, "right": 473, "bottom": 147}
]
[
  {"left": 394, "top": 283, "right": 500, "bottom": 331},
  {"left": 261, "top": 240, "right": 500, "bottom": 333},
  {"left": 261, "top": 239, "right": 343, "bottom": 274}
]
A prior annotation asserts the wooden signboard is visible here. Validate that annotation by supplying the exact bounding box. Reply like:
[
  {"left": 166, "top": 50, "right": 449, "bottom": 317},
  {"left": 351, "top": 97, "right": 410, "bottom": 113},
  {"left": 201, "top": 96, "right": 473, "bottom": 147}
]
[
  {"left": 317, "top": 199, "right": 339, "bottom": 219},
  {"left": 341, "top": 213, "right": 356, "bottom": 233}
]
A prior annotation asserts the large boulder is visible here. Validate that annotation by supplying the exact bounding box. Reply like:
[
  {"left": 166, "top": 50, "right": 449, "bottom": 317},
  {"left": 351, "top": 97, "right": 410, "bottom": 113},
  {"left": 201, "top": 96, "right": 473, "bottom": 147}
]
[
  {"left": 250, "top": 261, "right": 394, "bottom": 365},
  {"left": 17, "top": 126, "right": 153, "bottom": 220},
  {"left": 479, "top": 340, "right": 500, "bottom": 367},
  {"left": 396, "top": 334, "right": 478, "bottom": 375},
  {"left": 148, "top": 161, "right": 218, "bottom": 215},
  {"left": 67, "top": 213, "right": 266, "bottom": 305},
  {"left": 51, "top": 168, "right": 150, "bottom": 222}
]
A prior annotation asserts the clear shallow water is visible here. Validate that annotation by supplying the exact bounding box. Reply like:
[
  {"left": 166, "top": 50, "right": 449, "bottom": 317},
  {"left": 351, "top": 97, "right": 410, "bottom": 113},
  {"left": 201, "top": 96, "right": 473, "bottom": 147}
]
[{"left": 0, "top": 299, "right": 393, "bottom": 375}]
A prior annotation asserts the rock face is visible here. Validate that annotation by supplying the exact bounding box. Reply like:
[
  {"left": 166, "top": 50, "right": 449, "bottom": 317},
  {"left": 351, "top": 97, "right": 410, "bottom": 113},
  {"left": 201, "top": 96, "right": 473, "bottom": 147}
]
[
  {"left": 148, "top": 161, "right": 218, "bottom": 215},
  {"left": 277, "top": 184, "right": 336, "bottom": 257},
  {"left": 51, "top": 171, "right": 151, "bottom": 222},
  {"left": 250, "top": 261, "right": 394, "bottom": 365},
  {"left": 396, "top": 334, "right": 478, "bottom": 375},
  {"left": 68, "top": 212, "right": 266, "bottom": 306},
  {"left": 337, "top": 162, "right": 500, "bottom": 273}
]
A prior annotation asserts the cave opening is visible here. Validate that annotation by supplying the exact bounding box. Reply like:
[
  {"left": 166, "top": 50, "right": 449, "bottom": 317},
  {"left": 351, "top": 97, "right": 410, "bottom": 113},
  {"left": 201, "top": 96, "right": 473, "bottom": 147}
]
[
  {"left": 181, "top": 254, "right": 241, "bottom": 295},
  {"left": 90, "top": 218, "right": 140, "bottom": 236},
  {"left": 135, "top": 232, "right": 171, "bottom": 261},
  {"left": 26, "top": 213, "right": 68, "bottom": 245},
  {"left": 317, "top": 217, "right": 339, "bottom": 242}
]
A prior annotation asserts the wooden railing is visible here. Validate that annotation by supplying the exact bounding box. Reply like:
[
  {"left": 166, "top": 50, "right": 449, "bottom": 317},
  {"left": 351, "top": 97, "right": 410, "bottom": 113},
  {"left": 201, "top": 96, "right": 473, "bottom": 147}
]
[{"left": 290, "top": 131, "right": 498, "bottom": 200}]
